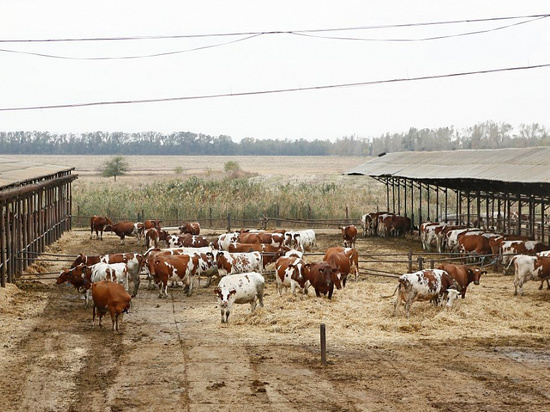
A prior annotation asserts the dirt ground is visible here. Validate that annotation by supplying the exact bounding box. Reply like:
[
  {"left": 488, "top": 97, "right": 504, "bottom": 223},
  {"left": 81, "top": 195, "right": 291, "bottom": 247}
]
[{"left": 1, "top": 228, "right": 550, "bottom": 411}]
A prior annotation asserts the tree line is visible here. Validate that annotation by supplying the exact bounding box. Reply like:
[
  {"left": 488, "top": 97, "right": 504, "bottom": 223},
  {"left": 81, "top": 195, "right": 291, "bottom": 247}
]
[{"left": 0, "top": 121, "right": 547, "bottom": 156}]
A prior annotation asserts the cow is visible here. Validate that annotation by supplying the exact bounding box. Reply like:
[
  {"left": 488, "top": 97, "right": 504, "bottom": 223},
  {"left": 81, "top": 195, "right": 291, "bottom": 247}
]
[
  {"left": 420, "top": 222, "right": 447, "bottom": 251},
  {"left": 215, "top": 232, "right": 241, "bottom": 250},
  {"left": 167, "top": 233, "right": 209, "bottom": 248},
  {"left": 361, "top": 211, "right": 389, "bottom": 237},
  {"left": 100, "top": 253, "right": 144, "bottom": 297},
  {"left": 340, "top": 225, "right": 358, "bottom": 248},
  {"left": 303, "top": 261, "right": 342, "bottom": 299},
  {"left": 458, "top": 232, "right": 500, "bottom": 264},
  {"left": 144, "top": 219, "right": 162, "bottom": 230},
  {"left": 215, "top": 251, "right": 263, "bottom": 277},
  {"left": 56, "top": 264, "right": 92, "bottom": 306},
  {"left": 324, "top": 250, "right": 355, "bottom": 287},
  {"left": 145, "top": 253, "right": 210, "bottom": 298},
  {"left": 512, "top": 255, "right": 550, "bottom": 296},
  {"left": 275, "top": 256, "right": 309, "bottom": 296},
  {"left": 386, "top": 269, "right": 460, "bottom": 318},
  {"left": 91, "top": 280, "right": 132, "bottom": 333},
  {"left": 90, "top": 216, "right": 113, "bottom": 240},
  {"left": 385, "top": 216, "right": 412, "bottom": 237},
  {"left": 283, "top": 230, "right": 316, "bottom": 252},
  {"left": 238, "top": 231, "right": 284, "bottom": 247},
  {"left": 323, "top": 247, "right": 359, "bottom": 281},
  {"left": 489, "top": 235, "right": 531, "bottom": 264},
  {"left": 445, "top": 228, "right": 483, "bottom": 253},
  {"left": 501, "top": 240, "right": 550, "bottom": 269},
  {"left": 89, "top": 262, "right": 129, "bottom": 292},
  {"left": 214, "top": 272, "right": 265, "bottom": 323},
  {"left": 437, "top": 263, "right": 486, "bottom": 299},
  {"left": 70, "top": 253, "right": 101, "bottom": 268},
  {"left": 179, "top": 221, "right": 200, "bottom": 235},
  {"left": 104, "top": 221, "right": 141, "bottom": 243}
]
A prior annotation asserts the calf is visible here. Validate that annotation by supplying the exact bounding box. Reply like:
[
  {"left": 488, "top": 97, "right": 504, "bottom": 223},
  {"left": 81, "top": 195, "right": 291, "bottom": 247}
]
[
  {"left": 388, "top": 269, "right": 459, "bottom": 318},
  {"left": 512, "top": 255, "right": 550, "bottom": 296},
  {"left": 91, "top": 280, "right": 132, "bottom": 333},
  {"left": 340, "top": 225, "right": 358, "bottom": 248},
  {"left": 303, "top": 261, "right": 342, "bottom": 299},
  {"left": 90, "top": 215, "right": 113, "bottom": 240},
  {"left": 437, "top": 263, "right": 485, "bottom": 299},
  {"left": 214, "top": 272, "right": 265, "bottom": 323}
]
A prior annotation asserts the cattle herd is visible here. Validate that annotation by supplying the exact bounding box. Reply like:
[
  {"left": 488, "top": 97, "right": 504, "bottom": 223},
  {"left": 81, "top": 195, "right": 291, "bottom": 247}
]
[{"left": 55, "top": 212, "right": 550, "bottom": 332}]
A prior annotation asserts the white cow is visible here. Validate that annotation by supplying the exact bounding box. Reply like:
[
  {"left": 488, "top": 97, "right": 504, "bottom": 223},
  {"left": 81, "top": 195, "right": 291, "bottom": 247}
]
[
  {"left": 512, "top": 254, "right": 550, "bottom": 296},
  {"left": 100, "top": 252, "right": 143, "bottom": 297},
  {"left": 385, "top": 269, "right": 460, "bottom": 318},
  {"left": 283, "top": 229, "right": 316, "bottom": 252},
  {"left": 214, "top": 272, "right": 265, "bottom": 323}
]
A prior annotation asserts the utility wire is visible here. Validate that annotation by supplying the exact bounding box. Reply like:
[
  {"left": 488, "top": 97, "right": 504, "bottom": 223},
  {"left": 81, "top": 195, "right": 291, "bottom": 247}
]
[
  {"left": 0, "top": 63, "right": 548, "bottom": 112},
  {"left": 0, "top": 13, "right": 548, "bottom": 43},
  {"left": 0, "top": 34, "right": 262, "bottom": 60},
  {"left": 0, "top": 15, "right": 546, "bottom": 61},
  {"left": 293, "top": 16, "right": 548, "bottom": 42}
]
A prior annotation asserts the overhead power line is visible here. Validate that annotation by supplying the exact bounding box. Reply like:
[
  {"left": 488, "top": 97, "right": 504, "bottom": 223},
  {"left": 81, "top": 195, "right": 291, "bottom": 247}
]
[
  {"left": 0, "top": 13, "right": 548, "bottom": 43},
  {"left": 0, "top": 14, "right": 546, "bottom": 61},
  {"left": 0, "top": 63, "right": 548, "bottom": 112}
]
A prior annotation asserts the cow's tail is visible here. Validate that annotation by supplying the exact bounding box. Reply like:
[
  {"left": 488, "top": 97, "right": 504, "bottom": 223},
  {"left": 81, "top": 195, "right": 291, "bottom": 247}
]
[
  {"left": 380, "top": 283, "right": 399, "bottom": 299},
  {"left": 505, "top": 255, "right": 517, "bottom": 273}
]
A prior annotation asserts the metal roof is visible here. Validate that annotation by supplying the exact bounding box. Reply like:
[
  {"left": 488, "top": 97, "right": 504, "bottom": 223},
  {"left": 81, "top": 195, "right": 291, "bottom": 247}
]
[
  {"left": 345, "top": 147, "right": 550, "bottom": 184},
  {"left": 0, "top": 157, "right": 75, "bottom": 189}
]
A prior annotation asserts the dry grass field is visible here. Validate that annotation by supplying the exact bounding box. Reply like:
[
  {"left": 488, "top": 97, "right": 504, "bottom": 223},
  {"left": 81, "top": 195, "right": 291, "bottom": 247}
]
[{"left": 1, "top": 155, "right": 550, "bottom": 410}]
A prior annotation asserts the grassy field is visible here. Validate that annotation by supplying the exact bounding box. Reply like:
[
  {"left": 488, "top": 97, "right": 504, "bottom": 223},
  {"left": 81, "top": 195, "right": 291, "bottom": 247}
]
[{"left": 5, "top": 155, "right": 386, "bottom": 225}]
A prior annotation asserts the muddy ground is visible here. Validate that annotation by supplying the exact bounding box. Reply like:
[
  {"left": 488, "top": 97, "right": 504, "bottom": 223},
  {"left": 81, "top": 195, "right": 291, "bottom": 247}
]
[{"left": 1, "top": 228, "right": 549, "bottom": 411}]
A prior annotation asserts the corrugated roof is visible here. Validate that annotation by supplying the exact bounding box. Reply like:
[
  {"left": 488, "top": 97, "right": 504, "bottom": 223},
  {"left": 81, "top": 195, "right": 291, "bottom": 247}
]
[
  {"left": 345, "top": 147, "right": 550, "bottom": 184},
  {"left": 0, "top": 157, "right": 74, "bottom": 189}
]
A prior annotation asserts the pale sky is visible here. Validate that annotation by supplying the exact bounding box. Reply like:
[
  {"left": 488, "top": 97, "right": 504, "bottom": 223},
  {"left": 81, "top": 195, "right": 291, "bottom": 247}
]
[{"left": 0, "top": 1, "right": 548, "bottom": 142}]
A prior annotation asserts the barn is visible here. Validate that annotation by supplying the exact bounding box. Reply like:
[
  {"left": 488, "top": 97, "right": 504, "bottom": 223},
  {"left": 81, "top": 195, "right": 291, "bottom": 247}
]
[
  {"left": 346, "top": 147, "right": 550, "bottom": 242},
  {"left": 0, "top": 157, "right": 77, "bottom": 287}
]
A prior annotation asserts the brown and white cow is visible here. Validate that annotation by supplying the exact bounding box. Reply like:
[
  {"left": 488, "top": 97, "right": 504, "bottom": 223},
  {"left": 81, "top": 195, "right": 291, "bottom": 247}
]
[
  {"left": 214, "top": 272, "right": 265, "bottom": 323},
  {"left": 303, "top": 261, "right": 342, "bottom": 299},
  {"left": 511, "top": 254, "right": 550, "bottom": 296},
  {"left": 90, "top": 216, "right": 113, "bottom": 240},
  {"left": 437, "top": 263, "right": 486, "bottom": 299},
  {"left": 501, "top": 240, "right": 550, "bottom": 268},
  {"left": 275, "top": 256, "right": 309, "bottom": 295},
  {"left": 56, "top": 264, "right": 92, "bottom": 306},
  {"left": 340, "top": 225, "right": 358, "bottom": 248},
  {"left": 283, "top": 230, "right": 316, "bottom": 252},
  {"left": 179, "top": 221, "right": 200, "bottom": 235},
  {"left": 167, "top": 233, "right": 210, "bottom": 248},
  {"left": 104, "top": 221, "right": 140, "bottom": 243},
  {"left": 91, "top": 280, "right": 132, "bottom": 333},
  {"left": 387, "top": 269, "right": 460, "bottom": 318},
  {"left": 215, "top": 251, "right": 263, "bottom": 277}
]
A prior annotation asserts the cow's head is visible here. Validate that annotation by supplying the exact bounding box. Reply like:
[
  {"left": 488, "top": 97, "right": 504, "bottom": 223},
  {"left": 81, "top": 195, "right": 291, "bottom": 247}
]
[
  {"left": 56, "top": 269, "right": 70, "bottom": 285},
  {"left": 215, "top": 287, "right": 236, "bottom": 307},
  {"left": 446, "top": 288, "right": 461, "bottom": 307},
  {"left": 468, "top": 268, "right": 486, "bottom": 285}
]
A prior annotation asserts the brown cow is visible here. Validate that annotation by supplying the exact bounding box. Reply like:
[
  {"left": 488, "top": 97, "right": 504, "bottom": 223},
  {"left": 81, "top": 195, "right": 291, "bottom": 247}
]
[
  {"left": 91, "top": 280, "right": 132, "bottom": 333},
  {"left": 323, "top": 247, "right": 359, "bottom": 281},
  {"left": 303, "top": 261, "right": 342, "bottom": 299},
  {"left": 104, "top": 221, "right": 140, "bottom": 243},
  {"left": 324, "top": 250, "right": 356, "bottom": 287},
  {"left": 340, "top": 225, "right": 358, "bottom": 248},
  {"left": 145, "top": 228, "right": 170, "bottom": 249},
  {"left": 388, "top": 216, "right": 412, "bottom": 237},
  {"left": 437, "top": 263, "right": 486, "bottom": 299},
  {"left": 90, "top": 216, "right": 113, "bottom": 240},
  {"left": 179, "top": 221, "right": 200, "bottom": 235},
  {"left": 458, "top": 232, "right": 500, "bottom": 263}
]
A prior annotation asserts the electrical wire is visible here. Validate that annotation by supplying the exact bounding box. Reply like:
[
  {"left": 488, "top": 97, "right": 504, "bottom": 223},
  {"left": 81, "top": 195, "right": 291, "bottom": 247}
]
[
  {"left": 0, "top": 63, "right": 548, "bottom": 112},
  {"left": 0, "top": 13, "right": 547, "bottom": 43}
]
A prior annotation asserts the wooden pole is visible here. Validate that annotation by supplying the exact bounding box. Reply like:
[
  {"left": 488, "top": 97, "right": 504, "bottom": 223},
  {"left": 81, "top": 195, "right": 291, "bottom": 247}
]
[{"left": 320, "top": 323, "right": 327, "bottom": 366}]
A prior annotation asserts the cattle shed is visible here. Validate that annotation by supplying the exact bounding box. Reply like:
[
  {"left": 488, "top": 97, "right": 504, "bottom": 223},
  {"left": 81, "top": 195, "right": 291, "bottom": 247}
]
[
  {"left": 0, "top": 157, "right": 78, "bottom": 287},
  {"left": 345, "top": 147, "right": 550, "bottom": 242}
]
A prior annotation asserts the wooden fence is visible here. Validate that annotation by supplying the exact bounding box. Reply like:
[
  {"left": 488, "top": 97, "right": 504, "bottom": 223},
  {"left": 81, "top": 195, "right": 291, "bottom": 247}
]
[{"left": 0, "top": 171, "right": 77, "bottom": 286}]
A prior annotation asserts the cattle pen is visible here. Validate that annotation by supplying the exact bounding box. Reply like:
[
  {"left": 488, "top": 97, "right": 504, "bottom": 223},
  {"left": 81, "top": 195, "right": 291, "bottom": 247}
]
[
  {"left": 346, "top": 147, "right": 550, "bottom": 243},
  {"left": 0, "top": 157, "right": 77, "bottom": 287}
]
